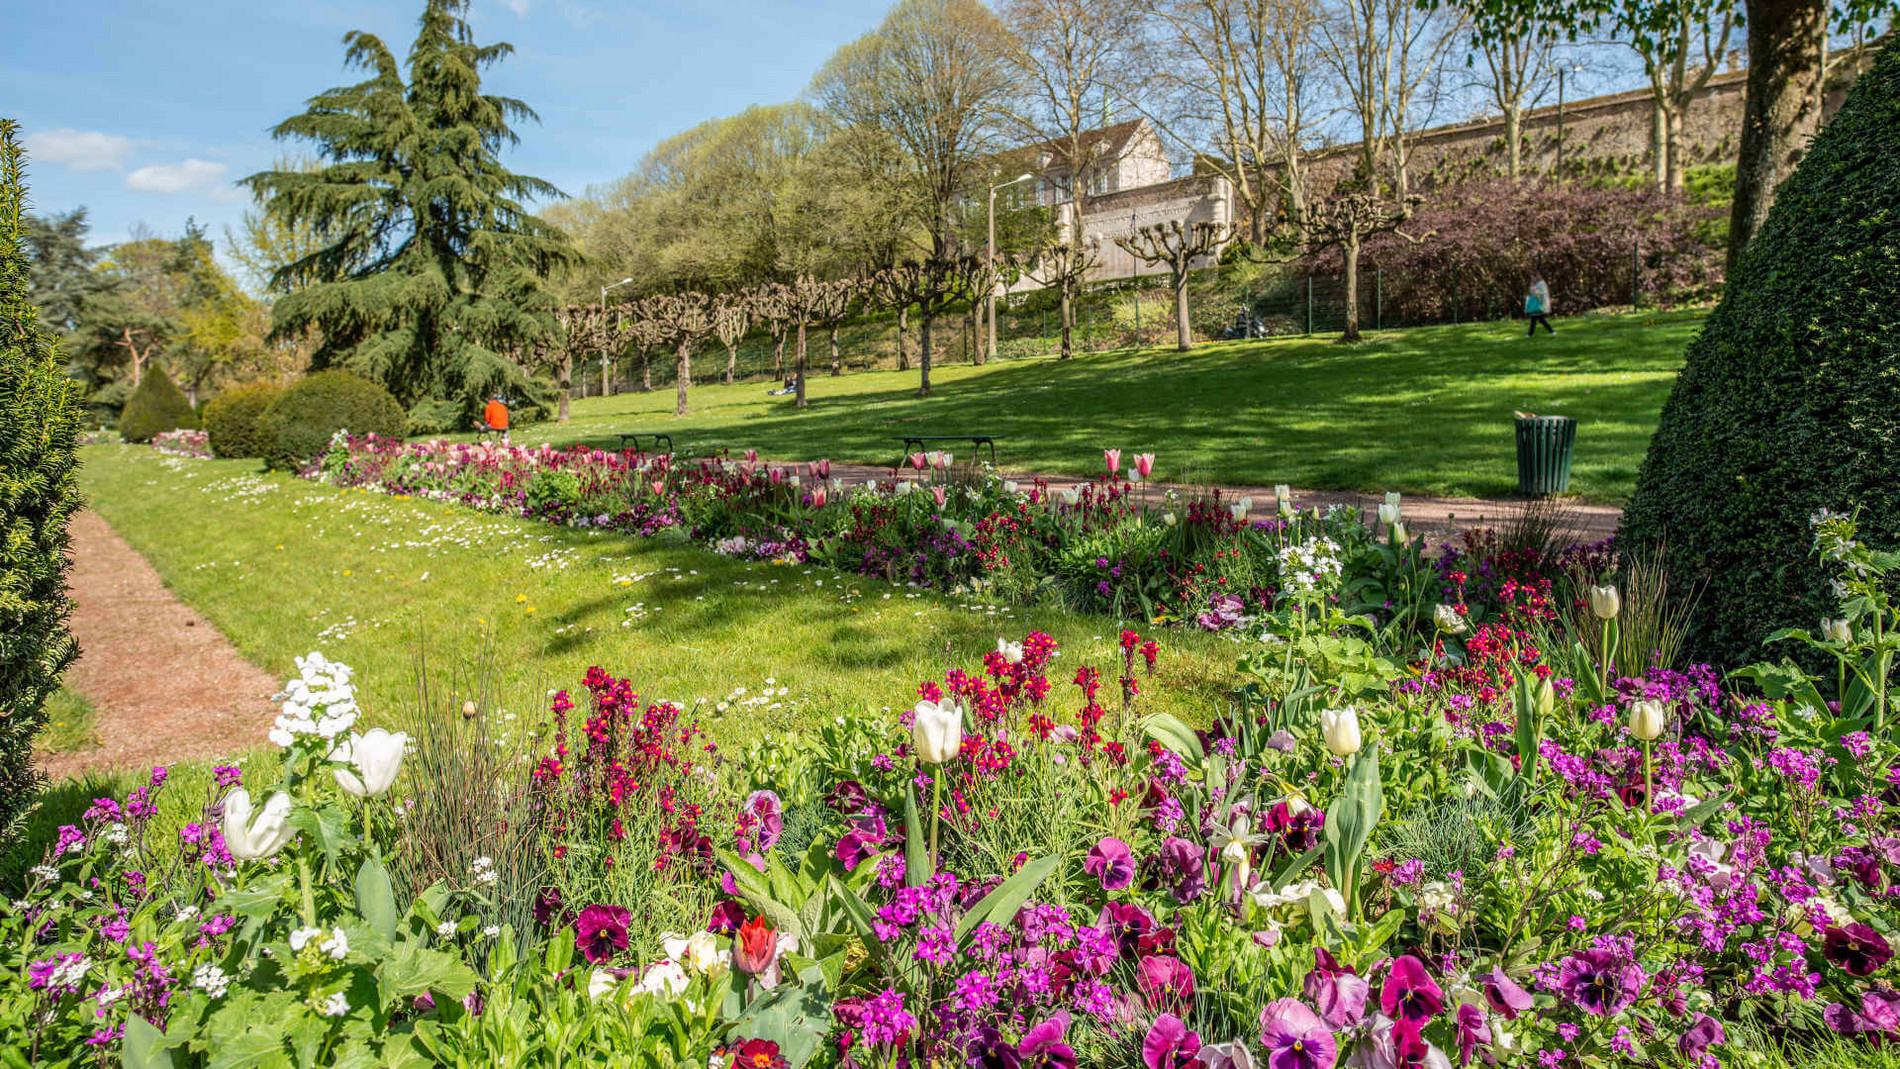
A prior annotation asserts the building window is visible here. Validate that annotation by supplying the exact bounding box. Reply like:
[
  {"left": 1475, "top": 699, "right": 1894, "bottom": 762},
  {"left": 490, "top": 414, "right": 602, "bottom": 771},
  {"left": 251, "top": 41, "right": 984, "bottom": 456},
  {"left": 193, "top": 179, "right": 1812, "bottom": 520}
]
[{"left": 1088, "top": 167, "right": 1111, "bottom": 197}]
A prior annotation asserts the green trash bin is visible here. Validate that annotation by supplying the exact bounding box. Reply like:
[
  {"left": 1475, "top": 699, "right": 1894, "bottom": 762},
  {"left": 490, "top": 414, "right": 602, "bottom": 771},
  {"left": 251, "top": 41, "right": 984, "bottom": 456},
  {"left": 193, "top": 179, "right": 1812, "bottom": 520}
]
[{"left": 1514, "top": 415, "right": 1576, "bottom": 495}]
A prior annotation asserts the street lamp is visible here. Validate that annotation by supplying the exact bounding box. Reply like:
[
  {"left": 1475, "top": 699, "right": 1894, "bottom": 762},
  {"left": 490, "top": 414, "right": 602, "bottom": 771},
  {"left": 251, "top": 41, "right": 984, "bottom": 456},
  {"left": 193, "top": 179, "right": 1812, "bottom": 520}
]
[
  {"left": 599, "top": 277, "right": 634, "bottom": 397},
  {"left": 1551, "top": 59, "right": 1585, "bottom": 178},
  {"left": 987, "top": 173, "right": 1035, "bottom": 360}
]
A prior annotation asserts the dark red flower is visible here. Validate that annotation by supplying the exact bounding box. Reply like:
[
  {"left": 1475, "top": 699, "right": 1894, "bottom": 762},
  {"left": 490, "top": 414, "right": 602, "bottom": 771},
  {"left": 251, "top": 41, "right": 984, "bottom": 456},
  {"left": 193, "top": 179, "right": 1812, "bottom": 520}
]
[
  {"left": 1825, "top": 923, "right": 1895, "bottom": 977},
  {"left": 724, "top": 1039, "right": 789, "bottom": 1069},
  {"left": 707, "top": 900, "right": 745, "bottom": 935},
  {"left": 572, "top": 904, "right": 630, "bottom": 964}
]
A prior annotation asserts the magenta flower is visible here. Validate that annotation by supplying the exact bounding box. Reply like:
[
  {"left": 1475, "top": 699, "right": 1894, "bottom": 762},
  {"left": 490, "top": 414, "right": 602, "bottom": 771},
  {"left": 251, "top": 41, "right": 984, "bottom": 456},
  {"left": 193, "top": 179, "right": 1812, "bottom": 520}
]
[
  {"left": 1826, "top": 991, "right": 1900, "bottom": 1038},
  {"left": 1135, "top": 453, "right": 1155, "bottom": 478},
  {"left": 1137, "top": 954, "right": 1196, "bottom": 1015},
  {"left": 1478, "top": 967, "right": 1533, "bottom": 1020},
  {"left": 1157, "top": 837, "right": 1208, "bottom": 903},
  {"left": 707, "top": 900, "right": 745, "bottom": 934},
  {"left": 1454, "top": 1003, "right": 1490, "bottom": 1066},
  {"left": 1143, "top": 1013, "right": 1203, "bottom": 1069},
  {"left": 572, "top": 904, "right": 630, "bottom": 964},
  {"left": 1104, "top": 449, "right": 1122, "bottom": 474},
  {"left": 1018, "top": 1011, "right": 1077, "bottom": 1069},
  {"left": 744, "top": 789, "right": 784, "bottom": 852},
  {"left": 1677, "top": 1013, "right": 1725, "bottom": 1061},
  {"left": 1258, "top": 998, "right": 1337, "bottom": 1069},
  {"left": 1824, "top": 923, "right": 1894, "bottom": 977},
  {"left": 1554, "top": 948, "right": 1643, "bottom": 1016},
  {"left": 1304, "top": 947, "right": 1369, "bottom": 1030},
  {"left": 1378, "top": 956, "right": 1445, "bottom": 1023},
  {"left": 1086, "top": 837, "right": 1136, "bottom": 891}
]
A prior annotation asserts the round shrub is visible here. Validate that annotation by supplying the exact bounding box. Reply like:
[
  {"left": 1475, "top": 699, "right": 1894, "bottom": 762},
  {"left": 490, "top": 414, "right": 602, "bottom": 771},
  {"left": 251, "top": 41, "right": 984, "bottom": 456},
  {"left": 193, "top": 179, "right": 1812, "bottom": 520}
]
[
  {"left": 202, "top": 383, "right": 283, "bottom": 459},
  {"left": 117, "top": 365, "right": 198, "bottom": 443},
  {"left": 260, "top": 370, "right": 406, "bottom": 471},
  {"left": 1622, "top": 41, "right": 1900, "bottom": 670}
]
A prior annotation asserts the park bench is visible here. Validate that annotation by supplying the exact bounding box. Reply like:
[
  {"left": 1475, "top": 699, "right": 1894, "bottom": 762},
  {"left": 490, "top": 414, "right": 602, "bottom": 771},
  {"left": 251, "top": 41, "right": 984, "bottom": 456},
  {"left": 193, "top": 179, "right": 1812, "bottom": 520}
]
[
  {"left": 617, "top": 432, "right": 675, "bottom": 453},
  {"left": 475, "top": 425, "right": 507, "bottom": 442},
  {"left": 894, "top": 434, "right": 1001, "bottom": 468}
]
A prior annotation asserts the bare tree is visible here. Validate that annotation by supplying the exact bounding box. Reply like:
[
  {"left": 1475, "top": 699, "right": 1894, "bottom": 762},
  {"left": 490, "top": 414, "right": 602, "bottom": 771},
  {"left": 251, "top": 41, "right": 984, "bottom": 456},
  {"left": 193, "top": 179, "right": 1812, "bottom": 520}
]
[
  {"left": 1129, "top": 0, "right": 1325, "bottom": 240},
  {"left": 751, "top": 283, "right": 794, "bottom": 380},
  {"left": 553, "top": 303, "right": 612, "bottom": 421},
  {"left": 871, "top": 256, "right": 985, "bottom": 396},
  {"left": 1319, "top": 0, "right": 1459, "bottom": 197},
  {"left": 1298, "top": 191, "right": 1425, "bottom": 342},
  {"left": 1112, "top": 220, "right": 1238, "bottom": 350},
  {"left": 644, "top": 292, "right": 714, "bottom": 416},
  {"left": 1465, "top": 20, "right": 1558, "bottom": 182},
  {"left": 1606, "top": 0, "right": 1738, "bottom": 191},
  {"left": 1023, "top": 236, "right": 1100, "bottom": 358},
  {"left": 712, "top": 294, "right": 750, "bottom": 385},
  {"left": 811, "top": 0, "right": 1018, "bottom": 261},
  {"left": 810, "top": 277, "right": 865, "bottom": 376}
]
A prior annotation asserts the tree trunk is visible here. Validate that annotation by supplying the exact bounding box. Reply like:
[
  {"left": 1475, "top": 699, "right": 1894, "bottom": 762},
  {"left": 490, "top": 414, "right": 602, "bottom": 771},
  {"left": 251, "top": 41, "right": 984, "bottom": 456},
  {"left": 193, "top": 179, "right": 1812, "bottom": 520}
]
[
  {"left": 640, "top": 347, "right": 652, "bottom": 392},
  {"left": 1651, "top": 101, "right": 1669, "bottom": 189},
  {"left": 1173, "top": 273, "right": 1192, "bottom": 352},
  {"left": 601, "top": 356, "right": 612, "bottom": 397},
  {"left": 918, "top": 313, "right": 934, "bottom": 397},
  {"left": 559, "top": 352, "right": 572, "bottom": 422},
  {"left": 795, "top": 320, "right": 808, "bottom": 408},
  {"left": 1665, "top": 107, "right": 1687, "bottom": 192},
  {"left": 772, "top": 329, "right": 785, "bottom": 379},
  {"left": 973, "top": 301, "right": 987, "bottom": 366},
  {"left": 1505, "top": 107, "right": 1523, "bottom": 183},
  {"left": 675, "top": 341, "right": 691, "bottom": 417},
  {"left": 1728, "top": 0, "right": 1827, "bottom": 272},
  {"left": 1340, "top": 240, "right": 1362, "bottom": 343},
  {"left": 1059, "top": 282, "right": 1074, "bottom": 360},
  {"left": 829, "top": 326, "right": 841, "bottom": 376},
  {"left": 724, "top": 342, "right": 736, "bottom": 386},
  {"left": 896, "top": 306, "right": 910, "bottom": 371}
]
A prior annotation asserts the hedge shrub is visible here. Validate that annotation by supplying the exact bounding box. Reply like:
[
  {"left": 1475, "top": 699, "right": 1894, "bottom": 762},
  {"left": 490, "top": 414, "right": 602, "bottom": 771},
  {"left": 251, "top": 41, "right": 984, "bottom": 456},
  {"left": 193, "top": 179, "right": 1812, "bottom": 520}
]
[
  {"left": 1622, "top": 40, "right": 1900, "bottom": 670},
  {"left": 203, "top": 383, "right": 283, "bottom": 459},
  {"left": 117, "top": 365, "right": 198, "bottom": 444},
  {"left": 0, "top": 119, "right": 85, "bottom": 839},
  {"left": 260, "top": 370, "right": 407, "bottom": 471}
]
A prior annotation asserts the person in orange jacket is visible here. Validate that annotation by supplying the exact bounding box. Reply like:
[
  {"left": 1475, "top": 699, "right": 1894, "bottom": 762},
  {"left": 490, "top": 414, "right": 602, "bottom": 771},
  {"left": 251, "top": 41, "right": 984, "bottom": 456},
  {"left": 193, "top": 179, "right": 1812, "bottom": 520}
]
[{"left": 482, "top": 396, "right": 510, "bottom": 441}]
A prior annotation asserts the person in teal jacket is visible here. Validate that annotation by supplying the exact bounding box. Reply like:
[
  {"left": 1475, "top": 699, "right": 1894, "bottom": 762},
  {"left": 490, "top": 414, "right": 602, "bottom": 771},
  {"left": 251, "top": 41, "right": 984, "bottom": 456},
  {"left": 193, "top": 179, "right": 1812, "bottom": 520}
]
[{"left": 1525, "top": 275, "right": 1554, "bottom": 336}]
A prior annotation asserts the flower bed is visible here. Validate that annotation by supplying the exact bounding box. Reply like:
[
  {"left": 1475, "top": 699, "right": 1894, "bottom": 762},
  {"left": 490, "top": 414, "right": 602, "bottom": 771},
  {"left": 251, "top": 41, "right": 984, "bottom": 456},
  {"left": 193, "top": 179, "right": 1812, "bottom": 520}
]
[
  {"left": 9, "top": 508, "right": 1899, "bottom": 1067},
  {"left": 151, "top": 429, "right": 212, "bottom": 459}
]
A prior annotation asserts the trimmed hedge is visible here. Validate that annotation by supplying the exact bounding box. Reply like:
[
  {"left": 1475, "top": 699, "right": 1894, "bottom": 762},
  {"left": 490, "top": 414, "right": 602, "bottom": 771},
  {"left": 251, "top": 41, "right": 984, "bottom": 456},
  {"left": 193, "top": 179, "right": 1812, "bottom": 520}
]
[
  {"left": 118, "top": 365, "right": 198, "bottom": 444},
  {"left": 0, "top": 119, "right": 85, "bottom": 839},
  {"left": 203, "top": 383, "right": 284, "bottom": 459},
  {"left": 1622, "top": 40, "right": 1900, "bottom": 670},
  {"left": 260, "top": 370, "right": 406, "bottom": 472}
]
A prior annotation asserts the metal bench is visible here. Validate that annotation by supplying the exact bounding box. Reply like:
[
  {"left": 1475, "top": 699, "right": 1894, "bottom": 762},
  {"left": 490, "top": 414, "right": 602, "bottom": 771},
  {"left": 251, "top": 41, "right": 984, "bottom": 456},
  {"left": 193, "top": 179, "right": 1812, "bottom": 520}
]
[
  {"left": 475, "top": 425, "right": 507, "bottom": 441},
  {"left": 895, "top": 434, "right": 1001, "bottom": 467},
  {"left": 617, "top": 432, "right": 675, "bottom": 453}
]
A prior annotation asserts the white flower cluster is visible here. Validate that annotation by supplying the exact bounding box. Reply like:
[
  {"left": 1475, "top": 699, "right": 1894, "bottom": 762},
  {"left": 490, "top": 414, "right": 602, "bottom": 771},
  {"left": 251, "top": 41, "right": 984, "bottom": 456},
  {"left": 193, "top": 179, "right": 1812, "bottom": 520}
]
[
  {"left": 43, "top": 955, "right": 91, "bottom": 990},
  {"left": 290, "top": 926, "right": 349, "bottom": 960},
  {"left": 192, "top": 963, "right": 230, "bottom": 998},
  {"left": 321, "top": 991, "right": 351, "bottom": 1017},
  {"left": 270, "top": 652, "right": 360, "bottom": 747},
  {"left": 470, "top": 856, "right": 498, "bottom": 886},
  {"left": 1275, "top": 536, "right": 1344, "bottom": 596}
]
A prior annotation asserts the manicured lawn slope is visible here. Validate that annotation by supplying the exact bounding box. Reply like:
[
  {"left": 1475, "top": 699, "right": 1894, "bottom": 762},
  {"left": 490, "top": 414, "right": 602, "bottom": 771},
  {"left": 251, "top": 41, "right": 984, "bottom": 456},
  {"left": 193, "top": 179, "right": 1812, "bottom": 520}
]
[
  {"left": 499, "top": 310, "right": 1703, "bottom": 502},
  {"left": 75, "top": 446, "right": 1235, "bottom": 749}
]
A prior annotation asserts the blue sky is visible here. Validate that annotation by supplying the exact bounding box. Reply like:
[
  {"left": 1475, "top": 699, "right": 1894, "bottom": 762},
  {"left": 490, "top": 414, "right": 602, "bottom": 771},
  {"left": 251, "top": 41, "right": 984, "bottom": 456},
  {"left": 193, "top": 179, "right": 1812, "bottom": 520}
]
[{"left": 6, "top": 0, "right": 891, "bottom": 249}]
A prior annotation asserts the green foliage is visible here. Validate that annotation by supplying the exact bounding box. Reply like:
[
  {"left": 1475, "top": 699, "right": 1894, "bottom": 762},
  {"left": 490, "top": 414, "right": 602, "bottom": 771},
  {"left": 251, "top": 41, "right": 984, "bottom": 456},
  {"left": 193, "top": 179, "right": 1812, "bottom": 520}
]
[
  {"left": 202, "top": 382, "right": 284, "bottom": 459},
  {"left": 260, "top": 370, "right": 406, "bottom": 471},
  {"left": 1623, "top": 41, "right": 1900, "bottom": 669},
  {"left": 406, "top": 398, "right": 466, "bottom": 437},
  {"left": 245, "top": 0, "right": 577, "bottom": 414},
  {"left": 0, "top": 119, "right": 85, "bottom": 842},
  {"left": 117, "top": 365, "right": 199, "bottom": 443}
]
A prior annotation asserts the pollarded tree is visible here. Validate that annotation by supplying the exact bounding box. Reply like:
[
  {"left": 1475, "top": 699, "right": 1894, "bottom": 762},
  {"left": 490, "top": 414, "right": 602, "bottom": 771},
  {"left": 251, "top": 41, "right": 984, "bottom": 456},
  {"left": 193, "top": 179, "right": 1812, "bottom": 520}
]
[
  {"left": 624, "top": 297, "right": 672, "bottom": 393},
  {"left": 1113, "top": 220, "right": 1239, "bottom": 351},
  {"left": 647, "top": 292, "right": 715, "bottom": 416},
  {"left": 713, "top": 295, "right": 750, "bottom": 386},
  {"left": 751, "top": 283, "right": 795, "bottom": 381},
  {"left": 245, "top": 0, "right": 578, "bottom": 412},
  {"left": 552, "top": 303, "right": 611, "bottom": 421},
  {"left": 1298, "top": 191, "right": 1425, "bottom": 342},
  {"left": 872, "top": 256, "right": 985, "bottom": 397},
  {"left": 813, "top": 277, "right": 866, "bottom": 376},
  {"left": 1023, "top": 236, "right": 1099, "bottom": 359}
]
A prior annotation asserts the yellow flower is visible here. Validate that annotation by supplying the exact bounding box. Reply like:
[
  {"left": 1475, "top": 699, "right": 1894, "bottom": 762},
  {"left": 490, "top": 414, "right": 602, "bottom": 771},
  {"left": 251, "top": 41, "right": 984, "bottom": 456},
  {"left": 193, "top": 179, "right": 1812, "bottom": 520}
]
[
  {"left": 516, "top": 594, "right": 528, "bottom": 603},
  {"left": 342, "top": 570, "right": 352, "bottom": 577},
  {"left": 525, "top": 606, "right": 536, "bottom": 614}
]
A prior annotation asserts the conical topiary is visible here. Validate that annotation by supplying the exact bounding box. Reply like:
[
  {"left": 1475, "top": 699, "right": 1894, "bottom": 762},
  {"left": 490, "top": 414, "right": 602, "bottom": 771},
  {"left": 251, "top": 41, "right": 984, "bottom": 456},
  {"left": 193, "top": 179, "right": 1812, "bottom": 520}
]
[
  {"left": 1621, "top": 40, "right": 1900, "bottom": 670},
  {"left": 118, "top": 364, "right": 198, "bottom": 443}
]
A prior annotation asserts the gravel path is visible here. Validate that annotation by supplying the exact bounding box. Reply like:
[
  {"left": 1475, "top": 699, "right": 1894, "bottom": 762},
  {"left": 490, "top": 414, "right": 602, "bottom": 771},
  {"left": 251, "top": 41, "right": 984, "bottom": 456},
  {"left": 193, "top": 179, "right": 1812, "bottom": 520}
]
[{"left": 38, "top": 510, "right": 279, "bottom": 780}]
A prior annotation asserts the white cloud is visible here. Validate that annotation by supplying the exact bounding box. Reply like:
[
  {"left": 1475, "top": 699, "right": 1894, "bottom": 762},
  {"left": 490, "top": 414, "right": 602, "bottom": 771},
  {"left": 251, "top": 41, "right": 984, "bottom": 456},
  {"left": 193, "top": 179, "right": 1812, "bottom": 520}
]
[
  {"left": 126, "top": 158, "right": 229, "bottom": 195},
  {"left": 498, "top": 0, "right": 532, "bottom": 13},
  {"left": 26, "top": 128, "right": 134, "bottom": 172}
]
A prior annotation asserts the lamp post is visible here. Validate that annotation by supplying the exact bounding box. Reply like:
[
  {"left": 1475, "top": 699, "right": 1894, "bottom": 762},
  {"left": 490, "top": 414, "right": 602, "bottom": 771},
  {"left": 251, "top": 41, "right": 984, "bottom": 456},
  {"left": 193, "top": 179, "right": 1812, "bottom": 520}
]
[
  {"left": 600, "top": 277, "right": 634, "bottom": 397},
  {"left": 987, "top": 173, "right": 1035, "bottom": 361},
  {"left": 1553, "top": 60, "right": 1584, "bottom": 178}
]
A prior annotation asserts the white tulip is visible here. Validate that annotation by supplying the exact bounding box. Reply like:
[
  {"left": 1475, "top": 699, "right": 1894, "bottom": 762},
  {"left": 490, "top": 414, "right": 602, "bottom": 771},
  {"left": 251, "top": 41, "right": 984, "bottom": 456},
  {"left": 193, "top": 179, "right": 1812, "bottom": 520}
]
[
  {"left": 331, "top": 728, "right": 409, "bottom": 798},
  {"left": 1390, "top": 521, "right": 1408, "bottom": 545},
  {"left": 911, "top": 698, "right": 965, "bottom": 765},
  {"left": 1319, "top": 706, "right": 1363, "bottom": 757},
  {"left": 1822, "top": 617, "right": 1853, "bottom": 644},
  {"left": 1274, "top": 484, "right": 1292, "bottom": 516},
  {"left": 1627, "top": 699, "right": 1666, "bottom": 741},
  {"left": 1059, "top": 488, "right": 1080, "bottom": 506},
  {"left": 662, "top": 931, "right": 728, "bottom": 980},
  {"left": 1002, "top": 481, "right": 1019, "bottom": 495},
  {"left": 587, "top": 969, "right": 619, "bottom": 999},
  {"left": 222, "top": 789, "right": 295, "bottom": 861},
  {"left": 1434, "top": 603, "right": 1468, "bottom": 635},
  {"left": 1220, "top": 838, "right": 1251, "bottom": 891},
  {"left": 996, "top": 638, "right": 1024, "bottom": 665},
  {"left": 632, "top": 960, "right": 689, "bottom": 999},
  {"left": 1377, "top": 503, "right": 1401, "bottom": 526},
  {"left": 1588, "top": 584, "right": 1621, "bottom": 621},
  {"left": 1162, "top": 511, "right": 1177, "bottom": 528},
  {"left": 1384, "top": 491, "right": 1401, "bottom": 514}
]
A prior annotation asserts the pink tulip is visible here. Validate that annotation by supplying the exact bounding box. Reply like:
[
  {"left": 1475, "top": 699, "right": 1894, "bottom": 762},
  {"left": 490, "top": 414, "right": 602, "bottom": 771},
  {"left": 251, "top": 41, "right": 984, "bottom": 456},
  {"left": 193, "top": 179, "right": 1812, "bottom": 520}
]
[
  {"left": 815, "top": 458, "right": 832, "bottom": 478},
  {"left": 650, "top": 480, "right": 665, "bottom": 497},
  {"left": 812, "top": 487, "right": 828, "bottom": 508},
  {"left": 931, "top": 485, "right": 948, "bottom": 508},
  {"left": 910, "top": 453, "right": 927, "bottom": 471},
  {"left": 744, "top": 449, "right": 758, "bottom": 462},
  {"left": 769, "top": 467, "right": 785, "bottom": 484},
  {"left": 1104, "top": 449, "right": 1122, "bottom": 474},
  {"left": 1135, "top": 453, "right": 1155, "bottom": 478}
]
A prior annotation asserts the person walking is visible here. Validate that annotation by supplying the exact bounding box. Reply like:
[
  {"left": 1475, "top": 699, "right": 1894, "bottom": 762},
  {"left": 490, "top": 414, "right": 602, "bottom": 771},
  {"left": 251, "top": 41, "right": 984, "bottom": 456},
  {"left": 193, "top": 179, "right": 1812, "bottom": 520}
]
[{"left": 1525, "top": 275, "right": 1554, "bottom": 337}]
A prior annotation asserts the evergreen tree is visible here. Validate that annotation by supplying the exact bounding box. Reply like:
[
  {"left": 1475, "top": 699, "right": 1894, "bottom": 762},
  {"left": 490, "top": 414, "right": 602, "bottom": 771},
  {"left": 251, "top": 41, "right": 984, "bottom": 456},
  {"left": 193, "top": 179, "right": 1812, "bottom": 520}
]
[
  {"left": 23, "top": 207, "right": 114, "bottom": 347},
  {"left": 245, "top": 0, "right": 577, "bottom": 411}
]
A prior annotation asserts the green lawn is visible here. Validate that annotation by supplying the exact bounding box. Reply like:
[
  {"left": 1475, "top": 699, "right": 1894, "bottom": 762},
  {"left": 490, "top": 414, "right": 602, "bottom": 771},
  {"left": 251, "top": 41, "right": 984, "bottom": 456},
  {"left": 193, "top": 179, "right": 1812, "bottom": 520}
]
[
  {"left": 71, "top": 445, "right": 1237, "bottom": 753},
  {"left": 494, "top": 310, "right": 1704, "bottom": 503}
]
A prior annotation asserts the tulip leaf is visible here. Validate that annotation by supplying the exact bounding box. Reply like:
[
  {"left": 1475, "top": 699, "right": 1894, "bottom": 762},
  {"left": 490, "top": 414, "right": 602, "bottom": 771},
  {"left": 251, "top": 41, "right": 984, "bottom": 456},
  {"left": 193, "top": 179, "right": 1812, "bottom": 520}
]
[
  {"left": 716, "top": 847, "right": 804, "bottom": 939},
  {"left": 903, "top": 784, "right": 928, "bottom": 888},
  {"left": 1141, "top": 712, "right": 1205, "bottom": 764},
  {"left": 954, "top": 853, "right": 1061, "bottom": 943},
  {"left": 1322, "top": 749, "right": 1383, "bottom": 918},
  {"left": 122, "top": 1012, "right": 177, "bottom": 1069},
  {"left": 827, "top": 875, "right": 886, "bottom": 962},
  {"left": 355, "top": 857, "right": 399, "bottom": 943},
  {"left": 1270, "top": 844, "right": 1326, "bottom": 892}
]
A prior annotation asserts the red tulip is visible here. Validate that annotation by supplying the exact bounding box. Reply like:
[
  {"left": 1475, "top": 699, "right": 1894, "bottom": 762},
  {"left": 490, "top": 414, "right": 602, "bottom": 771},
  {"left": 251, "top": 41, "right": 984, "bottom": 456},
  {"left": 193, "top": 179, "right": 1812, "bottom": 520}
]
[{"left": 732, "top": 916, "right": 778, "bottom": 975}]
